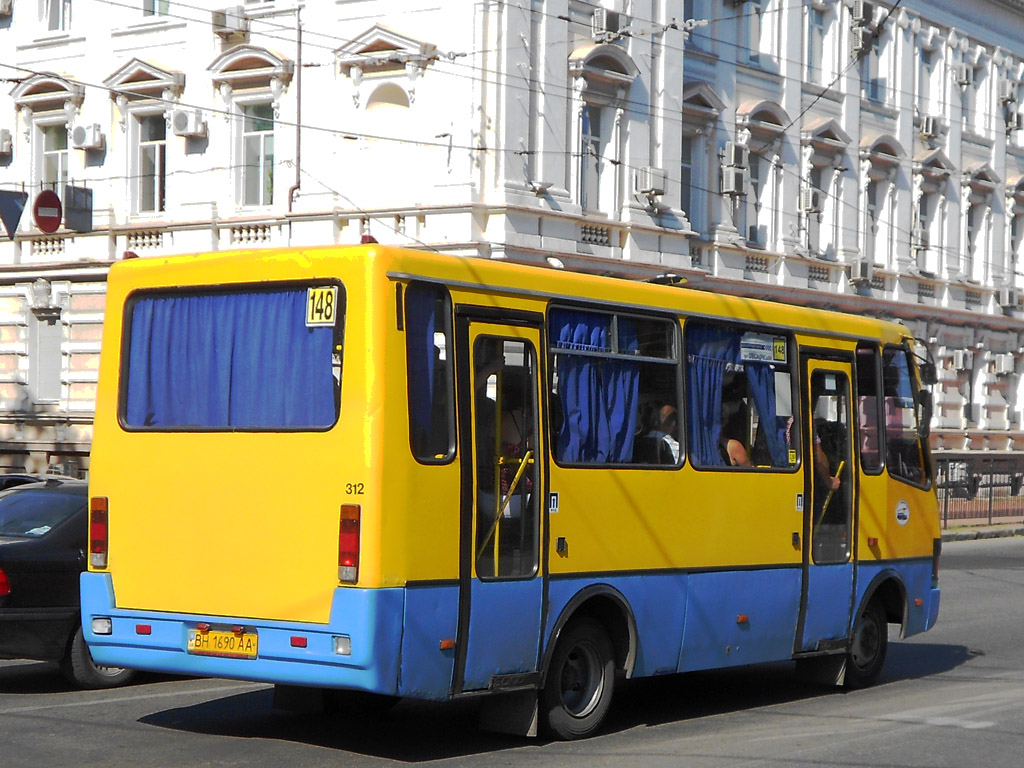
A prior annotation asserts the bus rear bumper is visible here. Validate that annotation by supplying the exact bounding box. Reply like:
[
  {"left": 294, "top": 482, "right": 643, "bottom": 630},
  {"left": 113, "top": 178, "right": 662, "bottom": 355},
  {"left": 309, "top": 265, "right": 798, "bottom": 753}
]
[{"left": 80, "top": 572, "right": 404, "bottom": 694}]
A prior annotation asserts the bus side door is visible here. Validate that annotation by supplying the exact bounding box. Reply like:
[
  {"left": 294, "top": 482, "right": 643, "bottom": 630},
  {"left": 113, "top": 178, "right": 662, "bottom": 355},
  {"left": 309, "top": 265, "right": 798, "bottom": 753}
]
[
  {"left": 797, "top": 355, "right": 857, "bottom": 652},
  {"left": 453, "top": 314, "right": 546, "bottom": 693}
]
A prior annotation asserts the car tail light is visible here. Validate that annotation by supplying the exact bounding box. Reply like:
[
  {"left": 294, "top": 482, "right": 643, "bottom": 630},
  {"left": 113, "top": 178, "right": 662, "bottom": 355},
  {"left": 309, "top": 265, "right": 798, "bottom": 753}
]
[
  {"left": 0, "top": 567, "right": 9, "bottom": 596},
  {"left": 338, "top": 504, "right": 360, "bottom": 583},
  {"left": 90, "top": 497, "right": 109, "bottom": 568}
]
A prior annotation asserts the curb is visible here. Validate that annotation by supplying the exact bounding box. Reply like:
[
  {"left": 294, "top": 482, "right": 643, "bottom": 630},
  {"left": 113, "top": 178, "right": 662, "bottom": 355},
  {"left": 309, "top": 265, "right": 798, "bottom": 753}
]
[{"left": 941, "top": 525, "right": 1024, "bottom": 542}]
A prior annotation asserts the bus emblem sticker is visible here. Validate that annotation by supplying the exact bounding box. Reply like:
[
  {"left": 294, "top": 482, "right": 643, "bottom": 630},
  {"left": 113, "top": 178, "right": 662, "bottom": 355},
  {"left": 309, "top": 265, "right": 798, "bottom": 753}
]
[
  {"left": 306, "top": 286, "right": 338, "bottom": 327},
  {"left": 895, "top": 499, "right": 910, "bottom": 526}
]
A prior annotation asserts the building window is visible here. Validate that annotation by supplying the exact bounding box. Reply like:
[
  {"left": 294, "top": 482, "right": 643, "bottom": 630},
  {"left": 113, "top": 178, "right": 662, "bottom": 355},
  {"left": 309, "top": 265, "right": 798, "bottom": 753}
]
[
  {"left": 680, "top": 135, "right": 693, "bottom": 225},
  {"left": 137, "top": 114, "right": 166, "bottom": 214},
  {"left": 241, "top": 103, "right": 274, "bottom": 207},
  {"left": 41, "top": 123, "right": 69, "bottom": 198},
  {"left": 806, "top": 8, "right": 824, "bottom": 83},
  {"left": 917, "top": 48, "right": 936, "bottom": 114},
  {"left": 579, "top": 104, "right": 606, "bottom": 212},
  {"left": 43, "top": 0, "right": 71, "bottom": 31},
  {"left": 143, "top": 0, "right": 169, "bottom": 14}
]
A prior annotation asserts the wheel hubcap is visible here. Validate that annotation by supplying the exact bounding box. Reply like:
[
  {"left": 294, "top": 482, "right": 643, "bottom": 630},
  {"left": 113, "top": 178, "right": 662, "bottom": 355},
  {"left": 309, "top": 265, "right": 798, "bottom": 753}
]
[
  {"left": 559, "top": 641, "right": 604, "bottom": 718},
  {"left": 850, "top": 614, "right": 880, "bottom": 671}
]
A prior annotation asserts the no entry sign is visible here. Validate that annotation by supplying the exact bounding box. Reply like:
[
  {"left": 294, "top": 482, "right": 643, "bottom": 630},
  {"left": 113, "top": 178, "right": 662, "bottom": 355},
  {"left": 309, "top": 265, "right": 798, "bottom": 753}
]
[{"left": 33, "top": 189, "right": 63, "bottom": 234}]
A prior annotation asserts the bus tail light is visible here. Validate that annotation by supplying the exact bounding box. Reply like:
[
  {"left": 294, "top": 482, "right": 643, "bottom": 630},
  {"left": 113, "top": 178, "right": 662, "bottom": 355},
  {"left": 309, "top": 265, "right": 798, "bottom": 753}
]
[
  {"left": 338, "top": 504, "right": 361, "bottom": 583},
  {"left": 0, "top": 567, "right": 9, "bottom": 596},
  {"left": 90, "top": 497, "right": 109, "bottom": 568}
]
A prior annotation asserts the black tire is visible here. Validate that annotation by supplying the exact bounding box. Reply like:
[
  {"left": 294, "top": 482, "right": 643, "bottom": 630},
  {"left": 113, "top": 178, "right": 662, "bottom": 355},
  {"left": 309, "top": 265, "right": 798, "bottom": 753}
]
[
  {"left": 845, "top": 600, "right": 888, "bottom": 689},
  {"left": 540, "top": 617, "right": 616, "bottom": 740},
  {"left": 62, "top": 625, "right": 136, "bottom": 690}
]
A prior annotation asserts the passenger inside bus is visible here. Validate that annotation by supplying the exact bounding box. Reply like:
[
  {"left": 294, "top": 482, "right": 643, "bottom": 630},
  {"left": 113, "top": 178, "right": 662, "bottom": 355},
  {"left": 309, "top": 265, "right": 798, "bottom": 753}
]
[
  {"left": 720, "top": 372, "right": 752, "bottom": 467},
  {"left": 634, "top": 404, "right": 679, "bottom": 464}
]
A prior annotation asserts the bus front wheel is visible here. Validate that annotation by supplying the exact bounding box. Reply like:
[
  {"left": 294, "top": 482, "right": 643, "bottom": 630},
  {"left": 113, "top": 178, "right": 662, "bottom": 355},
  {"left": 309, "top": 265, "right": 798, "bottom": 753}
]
[
  {"left": 845, "top": 600, "right": 888, "bottom": 689},
  {"left": 540, "top": 617, "right": 615, "bottom": 740}
]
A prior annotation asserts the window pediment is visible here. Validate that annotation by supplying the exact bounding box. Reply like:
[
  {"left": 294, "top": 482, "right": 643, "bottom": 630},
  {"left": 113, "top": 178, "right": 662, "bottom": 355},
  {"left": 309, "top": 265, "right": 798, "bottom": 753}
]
[
  {"left": 104, "top": 59, "right": 185, "bottom": 104},
  {"left": 914, "top": 148, "right": 953, "bottom": 190},
  {"left": 11, "top": 73, "right": 84, "bottom": 114},
  {"left": 860, "top": 132, "right": 904, "bottom": 178},
  {"left": 569, "top": 43, "right": 639, "bottom": 100},
  {"left": 682, "top": 82, "right": 726, "bottom": 120},
  {"left": 209, "top": 45, "right": 294, "bottom": 95},
  {"left": 336, "top": 24, "right": 439, "bottom": 78},
  {"left": 736, "top": 100, "right": 789, "bottom": 138}
]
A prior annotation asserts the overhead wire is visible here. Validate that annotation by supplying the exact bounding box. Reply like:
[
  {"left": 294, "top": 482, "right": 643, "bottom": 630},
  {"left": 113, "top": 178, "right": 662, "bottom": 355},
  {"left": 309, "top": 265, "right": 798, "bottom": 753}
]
[{"left": 0, "top": 0, "right": 1017, "bottom": 275}]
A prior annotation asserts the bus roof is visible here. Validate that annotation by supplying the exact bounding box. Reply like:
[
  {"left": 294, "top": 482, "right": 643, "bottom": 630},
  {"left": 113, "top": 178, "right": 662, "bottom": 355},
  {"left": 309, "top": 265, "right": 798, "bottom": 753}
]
[{"left": 109, "top": 244, "right": 912, "bottom": 345}]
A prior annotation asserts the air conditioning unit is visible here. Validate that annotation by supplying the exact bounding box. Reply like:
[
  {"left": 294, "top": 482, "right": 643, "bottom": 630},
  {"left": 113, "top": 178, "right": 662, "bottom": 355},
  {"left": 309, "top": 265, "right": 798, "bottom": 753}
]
[
  {"left": 952, "top": 349, "right": 973, "bottom": 370},
  {"left": 801, "top": 187, "right": 823, "bottom": 213},
  {"left": 722, "top": 167, "right": 747, "bottom": 196},
  {"left": 635, "top": 166, "right": 666, "bottom": 196},
  {"left": 919, "top": 115, "right": 939, "bottom": 138},
  {"left": 999, "top": 286, "right": 1018, "bottom": 308},
  {"left": 171, "top": 109, "right": 207, "bottom": 138},
  {"left": 724, "top": 141, "right": 748, "bottom": 168},
  {"left": 851, "top": 0, "right": 874, "bottom": 26},
  {"left": 850, "top": 257, "right": 874, "bottom": 284},
  {"left": 1007, "top": 112, "right": 1023, "bottom": 133},
  {"left": 851, "top": 26, "right": 874, "bottom": 55},
  {"left": 212, "top": 6, "right": 248, "bottom": 38},
  {"left": 0, "top": 0, "right": 12, "bottom": 17},
  {"left": 995, "top": 353, "right": 1015, "bottom": 375},
  {"left": 0, "top": 128, "right": 11, "bottom": 156},
  {"left": 70, "top": 123, "right": 104, "bottom": 151},
  {"left": 591, "top": 8, "right": 620, "bottom": 42},
  {"left": 912, "top": 227, "right": 930, "bottom": 250},
  {"left": 1000, "top": 79, "right": 1018, "bottom": 103},
  {"left": 955, "top": 63, "right": 974, "bottom": 87}
]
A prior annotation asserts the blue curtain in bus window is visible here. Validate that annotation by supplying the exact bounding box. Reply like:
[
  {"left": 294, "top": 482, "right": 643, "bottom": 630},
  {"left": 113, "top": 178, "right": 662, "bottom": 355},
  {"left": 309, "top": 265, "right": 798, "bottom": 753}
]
[
  {"left": 686, "top": 325, "right": 735, "bottom": 466},
  {"left": 405, "top": 285, "right": 436, "bottom": 445},
  {"left": 550, "top": 310, "right": 639, "bottom": 463},
  {"left": 745, "top": 363, "right": 787, "bottom": 466},
  {"left": 687, "top": 324, "right": 788, "bottom": 467},
  {"left": 125, "top": 289, "right": 335, "bottom": 428}
]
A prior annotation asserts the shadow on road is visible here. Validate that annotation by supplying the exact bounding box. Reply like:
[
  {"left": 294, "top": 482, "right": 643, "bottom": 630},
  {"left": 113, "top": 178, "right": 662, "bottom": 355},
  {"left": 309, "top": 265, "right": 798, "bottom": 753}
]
[
  {"left": 134, "top": 642, "right": 975, "bottom": 758},
  {"left": 0, "top": 660, "right": 174, "bottom": 696}
]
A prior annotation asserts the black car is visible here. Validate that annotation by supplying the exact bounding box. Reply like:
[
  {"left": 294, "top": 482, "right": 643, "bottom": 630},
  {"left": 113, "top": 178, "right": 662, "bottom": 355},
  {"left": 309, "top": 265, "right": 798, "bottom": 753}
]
[
  {"left": 0, "top": 478, "right": 135, "bottom": 688},
  {"left": 0, "top": 473, "right": 46, "bottom": 492}
]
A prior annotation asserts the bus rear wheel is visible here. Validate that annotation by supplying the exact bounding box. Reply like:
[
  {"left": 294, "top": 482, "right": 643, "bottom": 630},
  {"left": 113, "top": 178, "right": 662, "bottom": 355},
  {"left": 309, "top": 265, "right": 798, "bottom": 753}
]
[
  {"left": 845, "top": 600, "right": 887, "bottom": 689},
  {"left": 540, "top": 618, "right": 615, "bottom": 740}
]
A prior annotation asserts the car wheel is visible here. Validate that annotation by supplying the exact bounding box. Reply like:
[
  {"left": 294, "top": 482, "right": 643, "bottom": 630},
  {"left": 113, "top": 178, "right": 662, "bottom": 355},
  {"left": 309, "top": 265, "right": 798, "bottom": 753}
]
[
  {"left": 845, "top": 600, "right": 888, "bottom": 689},
  {"left": 62, "top": 625, "right": 136, "bottom": 689},
  {"left": 540, "top": 617, "right": 616, "bottom": 740}
]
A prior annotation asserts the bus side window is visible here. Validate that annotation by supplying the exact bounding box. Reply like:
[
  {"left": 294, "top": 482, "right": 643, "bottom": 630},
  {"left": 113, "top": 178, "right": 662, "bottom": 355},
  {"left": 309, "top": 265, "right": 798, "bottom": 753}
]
[
  {"left": 548, "top": 308, "right": 681, "bottom": 467},
  {"left": 882, "top": 346, "right": 929, "bottom": 486},
  {"left": 405, "top": 282, "right": 455, "bottom": 463},
  {"left": 685, "top": 322, "right": 795, "bottom": 470},
  {"left": 856, "top": 344, "right": 883, "bottom": 474}
]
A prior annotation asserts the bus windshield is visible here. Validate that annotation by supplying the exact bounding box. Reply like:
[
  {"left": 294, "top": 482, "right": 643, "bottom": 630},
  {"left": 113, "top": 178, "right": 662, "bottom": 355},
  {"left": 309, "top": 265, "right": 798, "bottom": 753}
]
[{"left": 121, "top": 284, "right": 343, "bottom": 430}]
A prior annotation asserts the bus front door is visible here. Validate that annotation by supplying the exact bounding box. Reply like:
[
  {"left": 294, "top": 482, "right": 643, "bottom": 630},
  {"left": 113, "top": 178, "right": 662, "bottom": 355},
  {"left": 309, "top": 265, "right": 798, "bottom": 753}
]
[
  {"left": 454, "top": 317, "right": 545, "bottom": 693},
  {"left": 797, "top": 357, "right": 857, "bottom": 652}
]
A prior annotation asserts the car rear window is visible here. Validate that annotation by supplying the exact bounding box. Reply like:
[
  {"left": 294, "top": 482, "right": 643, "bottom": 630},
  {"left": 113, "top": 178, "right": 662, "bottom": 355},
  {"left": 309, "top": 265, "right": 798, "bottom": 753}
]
[
  {"left": 121, "top": 284, "right": 344, "bottom": 431},
  {"left": 0, "top": 488, "right": 84, "bottom": 537}
]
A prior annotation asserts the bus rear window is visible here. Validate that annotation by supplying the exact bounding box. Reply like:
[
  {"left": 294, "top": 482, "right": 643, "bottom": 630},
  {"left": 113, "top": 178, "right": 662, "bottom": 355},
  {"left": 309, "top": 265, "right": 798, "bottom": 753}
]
[{"left": 122, "top": 285, "right": 343, "bottom": 430}]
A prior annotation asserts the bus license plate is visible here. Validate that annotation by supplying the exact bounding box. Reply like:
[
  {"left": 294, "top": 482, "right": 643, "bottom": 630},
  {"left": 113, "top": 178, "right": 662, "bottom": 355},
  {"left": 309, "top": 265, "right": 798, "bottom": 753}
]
[{"left": 187, "top": 629, "right": 258, "bottom": 659}]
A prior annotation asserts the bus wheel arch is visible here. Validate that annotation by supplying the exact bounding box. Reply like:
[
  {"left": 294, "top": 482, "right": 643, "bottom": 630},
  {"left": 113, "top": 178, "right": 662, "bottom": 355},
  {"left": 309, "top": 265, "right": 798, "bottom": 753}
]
[
  {"left": 845, "top": 571, "right": 906, "bottom": 689},
  {"left": 859, "top": 570, "right": 908, "bottom": 638},
  {"left": 541, "top": 586, "right": 637, "bottom": 689}
]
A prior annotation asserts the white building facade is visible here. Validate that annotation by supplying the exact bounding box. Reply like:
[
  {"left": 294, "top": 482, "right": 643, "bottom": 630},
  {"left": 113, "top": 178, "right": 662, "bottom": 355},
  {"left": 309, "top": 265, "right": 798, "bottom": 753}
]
[{"left": 0, "top": 0, "right": 1023, "bottom": 471}]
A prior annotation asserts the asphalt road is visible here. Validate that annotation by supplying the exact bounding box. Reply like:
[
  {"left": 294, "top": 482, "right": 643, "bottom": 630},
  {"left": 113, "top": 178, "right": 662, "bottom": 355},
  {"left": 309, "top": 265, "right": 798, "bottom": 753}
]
[{"left": 1, "top": 536, "right": 1022, "bottom": 767}]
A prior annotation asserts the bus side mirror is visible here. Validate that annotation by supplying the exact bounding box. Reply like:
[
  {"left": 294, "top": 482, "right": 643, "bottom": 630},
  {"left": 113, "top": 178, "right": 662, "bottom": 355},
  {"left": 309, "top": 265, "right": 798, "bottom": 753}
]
[
  {"left": 917, "top": 391, "right": 932, "bottom": 439},
  {"left": 918, "top": 361, "right": 937, "bottom": 386}
]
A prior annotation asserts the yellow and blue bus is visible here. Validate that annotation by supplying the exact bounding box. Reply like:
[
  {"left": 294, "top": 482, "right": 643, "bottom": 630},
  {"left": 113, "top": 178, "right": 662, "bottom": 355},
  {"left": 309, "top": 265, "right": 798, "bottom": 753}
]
[{"left": 82, "top": 244, "right": 941, "bottom": 739}]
